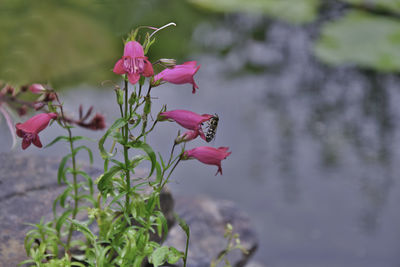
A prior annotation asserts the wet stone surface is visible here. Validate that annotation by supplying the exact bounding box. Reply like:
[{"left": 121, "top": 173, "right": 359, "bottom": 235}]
[{"left": 0, "top": 153, "right": 260, "bottom": 266}]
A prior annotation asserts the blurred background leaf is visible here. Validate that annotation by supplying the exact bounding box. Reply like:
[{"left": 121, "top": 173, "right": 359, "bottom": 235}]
[
  {"left": 188, "top": 0, "right": 320, "bottom": 24},
  {"left": 314, "top": 10, "right": 400, "bottom": 72},
  {"left": 340, "top": 0, "right": 400, "bottom": 14},
  {"left": 0, "top": 0, "right": 208, "bottom": 89}
]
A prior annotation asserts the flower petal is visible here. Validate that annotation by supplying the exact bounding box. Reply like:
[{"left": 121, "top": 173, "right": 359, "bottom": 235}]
[
  {"left": 124, "top": 41, "right": 144, "bottom": 58},
  {"left": 142, "top": 59, "right": 154, "bottom": 77},
  {"left": 22, "top": 137, "right": 31, "bottom": 150},
  {"left": 113, "top": 59, "right": 125, "bottom": 74},
  {"left": 32, "top": 134, "right": 42, "bottom": 148},
  {"left": 127, "top": 72, "right": 141, "bottom": 85}
]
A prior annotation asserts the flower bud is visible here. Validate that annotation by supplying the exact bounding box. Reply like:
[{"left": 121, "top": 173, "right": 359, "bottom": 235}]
[
  {"left": 175, "top": 130, "right": 199, "bottom": 144},
  {"left": 18, "top": 105, "right": 28, "bottom": 116},
  {"left": 33, "top": 102, "right": 45, "bottom": 111},
  {"left": 159, "top": 58, "right": 176, "bottom": 67},
  {"left": 5, "top": 85, "right": 14, "bottom": 95},
  {"left": 116, "top": 89, "right": 124, "bottom": 106},
  {"left": 29, "top": 84, "right": 46, "bottom": 94},
  {"left": 129, "top": 91, "right": 137, "bottom": 105},
  {"left": 44, "top": 92, "right": 56, "bottom": 102},
  {"left": 20, "top": 85, "right": 29, "bottom": 92}
]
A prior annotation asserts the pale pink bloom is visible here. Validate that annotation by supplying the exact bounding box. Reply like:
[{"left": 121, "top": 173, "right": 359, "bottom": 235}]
[
  {"left": 153, "top": 61, "right": 200, "bottom": 94},
  {"left": 159, "top": 109, "right": 212, "bottom": 140},
  {"left": 113, "top": 41, "right": 154, "bottom": 84},
  {"left": 29, "top": 84, "right": 46, "bottom": 94},
  {"left": 15, "top": 113, "right": 57, "bottom": 150},
  {"left": 175, "top": 130, "right": 199, "bottom": 144},
  {"left": 183, "top": 146, "right": 231, "bottom": 175}
]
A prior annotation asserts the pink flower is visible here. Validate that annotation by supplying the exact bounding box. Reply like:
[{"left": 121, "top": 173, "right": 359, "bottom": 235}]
[
  {"left": 182, "top": 146, "right": 231, "bottom": 175},
  {"left": 15, "top": 113, "right": 57, "bottom": 150},
  {"left": 29, "top": 84, "right": 46, "bottom": 94},
  {"left": 113, "top": 41, "right": 154, "bottom": 84},
  {"left": 175, "top": 130, "right": 199, "bottom": 144},
  {"left": 159, "top": 109, "right": 212, "bottom": 140},
  {"left": 153, "top": 61, "right": 201, "bottom": 94}
]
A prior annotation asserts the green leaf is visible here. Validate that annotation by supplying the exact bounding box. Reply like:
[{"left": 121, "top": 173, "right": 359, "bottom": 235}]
[
  {"left": 59, "top": 187, "right": 73, "bottom": 208},
  {"left": 72, "top": 145, "right": 93, "bottom": 165},
  {"left": 315, "top": 11, "right": 400, "bottom": 72},
  {"left": 155, "top": 211, "right": 168, "bottom": 239},
  {"left": 58, "top": 154, "right": 72, "bottom": 184},
  {"left": 76, "top": 170, "right": 94, "bottom": 195},
  {"left": 167, "top": 247, "right": 184, "bottom": 264},
  {"left": 99, "top": 118, "right": 127, "bottom": 159},
  {"left": 126, "top": 140, "right": 156, "bottom": 177},
  {"left": 68, "top": 219, "right": 96, "bottom": 241},
  {"left": 150, "top": 246, "right": 169, "bottom": 267},
  {"left": 97, "top": 165, "right": 123, "bottom": 196},
  {"left": 176, "top": 215, "right": 190, "bottom": 239},
  {"left": 56, "top": 209, "right": 73, "bottom": 234},
  {"left": 188, "top": 0, "right": 320, "bottom": 24},
  {"left": 45, "top": 136, "right": 69, "bottom": 148}
]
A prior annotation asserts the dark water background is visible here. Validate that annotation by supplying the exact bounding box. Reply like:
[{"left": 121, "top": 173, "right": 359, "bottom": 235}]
[{"left": 2, "top": 12, "right": 400, "bottom": 267}]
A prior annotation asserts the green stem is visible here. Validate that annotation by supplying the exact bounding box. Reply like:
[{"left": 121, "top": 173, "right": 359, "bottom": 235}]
[
  {"left": 123, "top": 79, "right": 131, "bottom": 209},
  {"left": 54, "top": 93, "right": 79, "bottom": 250},
  {"left": 183, "top": 229, "right": 189, "bottom": 267},
  {"left": 161, "top": 158, "right": 181, "bottom": 189}
]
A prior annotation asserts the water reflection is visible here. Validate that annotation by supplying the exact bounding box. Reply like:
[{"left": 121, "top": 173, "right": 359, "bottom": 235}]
[{"left": 192, "top": 12, "right": 400, "bottom": 265}]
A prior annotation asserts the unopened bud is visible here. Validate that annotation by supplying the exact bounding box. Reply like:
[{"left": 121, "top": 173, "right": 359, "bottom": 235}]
[
  {"left": 129, "top": 119, "right": 136, "bottom": 124},
  {"left": 44, "top": 92, "right": 56, "bottom": 102},
  {"left": 129, "top": 91, "right": 137, "bottom": 105},
  {"left": 175, "top": 130, "right": 198, "bottom": 144},
  {"left": 29, "top": 84, "right": 46, "bottom": 94},
  {"left": 33, "top": 102, "right": 45, "bottom": 110},
  {"left": 159, "top": 58, "right": 176, "bottom": 67},
  {"left": 5, "top": 85, "right": 14, "bottom": 95},
  {"left": 116, "top": 89, "right": 124, "bottom": 106},
  {"left": 20, "top": 85, "right": 29, "bottom": 92},
  {"left": 18, "top": 105, "right": 28, "bottom": 116}
]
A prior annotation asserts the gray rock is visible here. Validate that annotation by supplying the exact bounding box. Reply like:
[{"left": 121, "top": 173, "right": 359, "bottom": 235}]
[
  {"left": 165, "top": 196, "right": 258, "bottom": 267},
  {"left": 0, "top": 153, "right": 259, "bottom": 266}
]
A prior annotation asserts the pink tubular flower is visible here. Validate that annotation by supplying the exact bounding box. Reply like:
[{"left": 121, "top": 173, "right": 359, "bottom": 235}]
[
  {"left": 113, "top": 41, "right": 154, "bottom": 84},
  {"left": 29, "top": 84, "right": 46, "bottom": 94},
  {"left": 159, "top": 109, "right": 212, "bottom": 140},
  {"left": 153, "top": 61, "right": 201, "bottom": 94},
  {"left": 183, "top": 146, "right": 231, "bottom": 175},
  {"left": 15, "top": 113, "right": 57, "bottom": 150}
]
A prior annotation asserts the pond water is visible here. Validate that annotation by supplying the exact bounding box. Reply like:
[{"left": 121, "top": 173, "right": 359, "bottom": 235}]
[{"left": 2, "top": 14, "right": 400, "bottom": 267}]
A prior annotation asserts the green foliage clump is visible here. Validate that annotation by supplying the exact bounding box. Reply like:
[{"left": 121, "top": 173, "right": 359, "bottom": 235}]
[{"left": 315, "top": 11, "right": 400, "bottom": 72}]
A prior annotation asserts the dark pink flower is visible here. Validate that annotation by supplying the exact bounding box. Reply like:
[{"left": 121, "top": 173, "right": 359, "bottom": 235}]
[
  {"left": 153, "top": 61, "right": 201, "bottom": 94},
  {"left": 113, "top": 41, "right": 154, "bottom": 84},
  {"left": 15, "top": 113, "right": 57, "bottom": 150},
  {"left": 182, "top": 146, "right": 231, "bottom": 175},
  {"left": 159, "top": 109, "right": 212, "bottom": 140},
  {"left": 29, "top": 84, "right": 46, "bottom": 94}
]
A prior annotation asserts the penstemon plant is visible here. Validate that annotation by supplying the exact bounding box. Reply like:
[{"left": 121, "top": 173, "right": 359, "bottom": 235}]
[{"left": 17, "top": 23, "right": 231, "bottom": 267}]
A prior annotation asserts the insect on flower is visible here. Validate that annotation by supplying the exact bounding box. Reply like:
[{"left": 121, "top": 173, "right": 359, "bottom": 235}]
[{"left": 204, "top": 114, "right": 219, "bottom": 143}]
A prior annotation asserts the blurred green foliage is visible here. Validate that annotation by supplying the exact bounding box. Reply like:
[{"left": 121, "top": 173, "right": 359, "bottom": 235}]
[
  {"left": 0, "top": 0, "right": 208, "bottom": 88},
  {"left": 315, "top": 11, "right": 400, "bottom": 72},
  {"left": 342, "top": 0, "right": 400, "bottom": 14},
  {"left": 186, "top": 0, "right": 400, "bottom": 72},
  {"left": 188, "top": 0, "right": 320, "bottom": 24}
]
